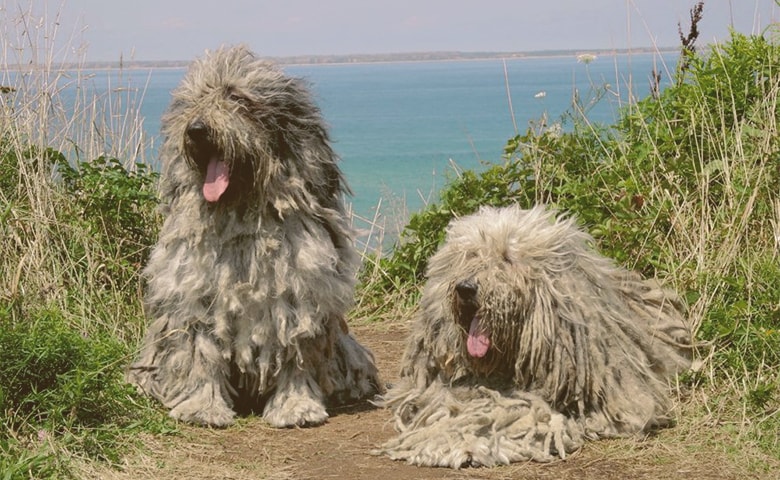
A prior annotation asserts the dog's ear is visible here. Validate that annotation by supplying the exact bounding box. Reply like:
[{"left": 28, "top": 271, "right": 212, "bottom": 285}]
[
  {"left": 398, "top": 277, "right": 469, "bottom": 388},
  {"left": 268, "top": 77, "right": 349, "bottom": 213},
  {"left": 511, "top": 265, "right": 585, "bottom": 410}
]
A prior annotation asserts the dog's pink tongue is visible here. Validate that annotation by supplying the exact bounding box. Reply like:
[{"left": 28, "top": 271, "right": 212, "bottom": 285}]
[
  {"left": 203, "top": 158, "right": 229, "bottom": 202},
  {"left": 467, "top": 316, "right": 490, "bottom": 358}
]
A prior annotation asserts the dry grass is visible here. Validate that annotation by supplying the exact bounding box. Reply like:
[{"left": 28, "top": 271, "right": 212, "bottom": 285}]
[{"left": 0, "top": 1, "right": 153, "bottom": 329}]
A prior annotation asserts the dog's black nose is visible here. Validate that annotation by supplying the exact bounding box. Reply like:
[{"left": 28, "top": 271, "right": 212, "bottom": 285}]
[
  {"left": 186, "top": 119, "right": 208, "bottom": 140},
  {"left": 455, "top": 279, "right": 478, "bottom": 300}
]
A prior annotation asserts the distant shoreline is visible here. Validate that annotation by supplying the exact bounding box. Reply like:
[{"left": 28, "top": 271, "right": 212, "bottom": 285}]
[{"left": 19, "top": 47, "right": 679, "bottom": 71}]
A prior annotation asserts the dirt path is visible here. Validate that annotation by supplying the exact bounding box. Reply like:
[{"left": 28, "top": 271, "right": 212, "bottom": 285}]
[{"left": 82, "top": 324, "right": 778, "bottom": 480}]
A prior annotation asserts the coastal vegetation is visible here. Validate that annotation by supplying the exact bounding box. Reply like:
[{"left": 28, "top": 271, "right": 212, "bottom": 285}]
[{"left": 1, "top": 3, "right": 778, "bottom": 479}]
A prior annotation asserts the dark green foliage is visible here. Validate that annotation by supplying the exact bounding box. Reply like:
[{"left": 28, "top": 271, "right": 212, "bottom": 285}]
[
  {"left": 622, "top": 33, "right": 780, "bottom": 380},
  {"left": 58, "top": 155, "right": 160, "bottom": 281},
  {"left": 698, "top": 258, "right": 780, "bottom": 372},
  {"left": 622, "top": 32, "right": 779, "bottom": 205},
  {"left": 375, "top": 33, "right": 780, "bottom": 295},
  {"left": 0, "top": 309, "right": 127, "bottom": 428},
  {"left": 375, "top": 160, "right": 526, "bottom": 290},
  {"left": 0, "top": 303, "right": 165, "bottom": 466},
  {"left": 58, "top": 156, "right": 159, "bottom": 247},
  {"left": 371, "top": 117, "right": 668, "bottom": 294},
  {"left": 1, "top": 147, "right": 161, "bottom": 294}
]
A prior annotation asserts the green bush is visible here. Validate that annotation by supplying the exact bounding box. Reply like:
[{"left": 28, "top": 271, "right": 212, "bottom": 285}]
[
  {"left": 57, "top": 155, "right": 160, "bottom": 291},
  {"left": 0, "top": 303, "right": 158, "bottom": 468},
  {"left": 370, "top": 118, "right": 659, "bottom": 293},
  {"left": 58, "top": 156, "right": 159, "bottom": 249},
  {"left": 0, "top": 9, "right": 169, "bottom": 475},
  {"left": 0, "top": 308, "right": 128, "bottom": 427},
  {"left": 621, "top": 32, "right": 779, "bottom": 215}
]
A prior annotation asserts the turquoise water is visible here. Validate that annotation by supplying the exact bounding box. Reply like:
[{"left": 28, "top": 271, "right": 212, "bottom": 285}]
[{"left": 81, "top": 53, "right": 677, "bottom": 229}]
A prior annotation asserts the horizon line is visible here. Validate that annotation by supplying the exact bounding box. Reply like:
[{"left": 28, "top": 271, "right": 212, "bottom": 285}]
[{"left": 31, "top": 46, "right": 682, "bottom": 70}]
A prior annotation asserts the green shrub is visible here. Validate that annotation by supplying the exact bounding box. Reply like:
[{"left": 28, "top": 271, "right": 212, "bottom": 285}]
[
  {"left": 57, "top": 155, "right": 160, "bottom": 291},
  {"left": 0, "top": 8, "right": 168, "bottom": 475},
  {"left": 621, "top": 32, "right": 779, "bottom": 214},
  {"left": 369, "top": 117, "right": 660, "bottom": 294},
  {"left": 0, "top": 304, "right": 147, "bottom": 461},
  {"left": 58, "top": 156, "right": 159, "bottom": 249}
]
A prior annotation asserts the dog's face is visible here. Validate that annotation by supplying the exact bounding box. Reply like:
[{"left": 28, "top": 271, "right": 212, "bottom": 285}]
[
  {"left": 447, "top": 242, "right": 536, "bottom": 377},
  {"left": 426, "top": 205, "right": 584, "bottom": 379},
  {"left": 179, "top": 105, "right": 258, "bottom": 205},
  {"left": 161, "top": 46, "right": 338, "bottom": 208}
]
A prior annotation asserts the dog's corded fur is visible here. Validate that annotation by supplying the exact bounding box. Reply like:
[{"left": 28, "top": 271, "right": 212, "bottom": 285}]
[
  {"left": 376, "top": 205, "right": 692, "bottom": 468},
  {"left": 127, "top": 45, "right": 379, "bottom": 428}
]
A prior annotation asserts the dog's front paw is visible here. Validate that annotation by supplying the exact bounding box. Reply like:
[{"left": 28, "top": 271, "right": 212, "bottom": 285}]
[
  {"left": 263, "top": 391, "right": 329, "bottom": 428},
  {"left": 169, "top": 386, "right": 235, "bottom": 427}
]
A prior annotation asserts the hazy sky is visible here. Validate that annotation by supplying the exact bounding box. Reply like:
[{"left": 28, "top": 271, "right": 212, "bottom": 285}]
[{"left": 27, "top": 0, "right": 780, "bottom": 61}]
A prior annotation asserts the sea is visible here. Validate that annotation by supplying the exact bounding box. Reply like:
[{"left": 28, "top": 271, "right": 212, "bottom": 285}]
[{"left": 75, "top": 52, "right": 678, "bottom": 241}]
